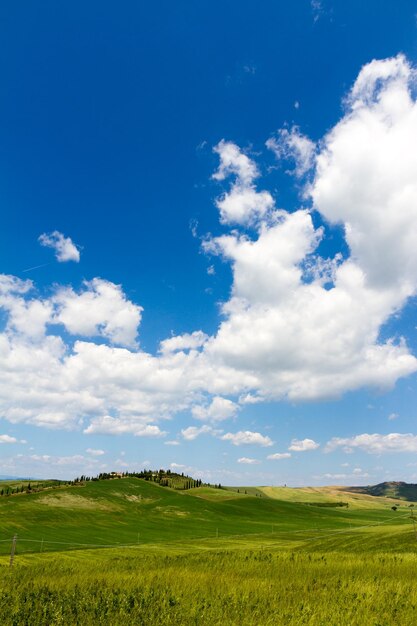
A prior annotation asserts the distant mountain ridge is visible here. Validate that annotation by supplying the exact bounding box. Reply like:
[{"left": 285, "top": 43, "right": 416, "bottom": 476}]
[{"left": 344, "top": 481, "right": 417, "bottom": 502}]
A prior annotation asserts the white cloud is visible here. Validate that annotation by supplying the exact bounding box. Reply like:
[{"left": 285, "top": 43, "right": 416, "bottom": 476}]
[
  {"left": 203, "top": 54, "right": 417, "bottom": 401},
  {"left": 1, "top": 55, "right": 417, "bottom": 437},
  {"left": 159, "top": 331, "right": 208, "bottom": 355},
  {"left": 288, "top": 438, "right": 319, "bottom": 452},
  {"left": 164, "top": 440, "right": 180, "bottom": 446},
  {"left": 191, "top": 396, "right": 238, "bottom": 422},
  {"left": 267, "top": 452, "right": 291, "bottom": 460},
  {"left": 53, "top": 278, "right": 142, "bottom": 347},
  {"left": 0, "top": 434, "right": 17, "bottom": 444},
  {"left": 388, "top": 413, "right": 399, "bottom": 421},
  {"left": 0, "top": 274, "right": 32, "bottom": 295},
  {"left": 0, "top": 275, "right": 52, "bottom": 340},
  {"left": 170, "top": 462, "right": 186, "bottom": 469},
  {"left": 313, "top": 55, "right": 417, "bottom": 293},
  {"left": 84, "top": 417, "right": 166, "bottom": 438},
  {"left": 325, "top": 433, "right": 417, "bottom": 454},
  {"left": 212, "top": 140, "right": 274, "bottom": 226},
  {"left": 0, "top": 451, "right": 108, "bottom": 480},
  {"left": 266, "top": 126, "right": 316, "bottom": 177},
  {"left": 86, "top": 448, "right": 105, "bottom": 456},
  {"left": 181, "top": 425, "right": 214, "bottom": 441},
  {"left": 31, "top": 453, "right": 87, "bottom": 466},
  {"left": 39, "top": 231, "right": 80, "bottom": 263},
  {"left": 237, "top": 457, "right": 260, "bottom": 465},
  {"left": 238, "top": 393, "right": 264, "bottom": 405},
  {"left": 315, "top": 469, "right": 370, "bottom": 481},
  {"left": 215, "top": 187, "right": 274, "bottom": 227},
  {"left": 221, "top": 431, "right": 273, "bottom": 447},
  {"left": 322, "top": 473, "right": 348, "bottom": 480},
  {"left": 212, "top": 140, "right": 259, "bottom": 185}
]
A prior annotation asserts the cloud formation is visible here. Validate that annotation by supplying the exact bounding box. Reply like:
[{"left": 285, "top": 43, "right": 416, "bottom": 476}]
[
  {"left": 0, "top": 435, "right": 18, "bottom": 444},
  {"left": 191, "top": 396, "right": 239, "bottom": 422},
  {"left": 267, "top": 452, "right": 291, "bottom": 460},
  {"left": 266, "top": 126, "right": 316, "bottom": 177},
  {"left": 1, "top": 55, "right": 417, "bottom": 438},
  {"left": 220, "top": 431, "right": 273, "bottom": 447},
  {"left": 325, "top": 433, "right": 417, "bottom": 454},
  {"left": 212, "top": 140, "right": 274, "bottom": 225},
  {"left": 288, "top": 438, "right": 319, "bottom": 452},
  {"left": 39, "top": 231, "right": 80, "bottom": 262}
]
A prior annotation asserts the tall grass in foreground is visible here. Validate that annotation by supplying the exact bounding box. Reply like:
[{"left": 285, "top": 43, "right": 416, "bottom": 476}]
[{"left": 1, "top": 549, "right": 417, "bottom": 625}]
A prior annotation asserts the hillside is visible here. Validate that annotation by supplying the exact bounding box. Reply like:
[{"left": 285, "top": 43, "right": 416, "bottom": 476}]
[
  {"left": 0, "top": 476, "right": 411, "bottom": 558},
  {"left": 344, "top": 481, "right": 417, "bottom": 502},
  {"left": 226, "top": 483, "right": 417, "bottom": 509}
]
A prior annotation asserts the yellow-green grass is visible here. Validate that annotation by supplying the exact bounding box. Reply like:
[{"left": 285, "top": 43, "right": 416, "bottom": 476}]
[
  {"left": 1, "top": 542, "right": 417, "bottom": 625},
  {"left": 1, "top": 478, "right": 416, "bottom": 624},
  {"left": 0, "top": 479, "right": 64, "bottom": 491},
  {"left": 184, "top": 486, "right": 245, "bottom": 500},
  {"left": 256, "top": 485, "right": 417, "bottom": 509}
]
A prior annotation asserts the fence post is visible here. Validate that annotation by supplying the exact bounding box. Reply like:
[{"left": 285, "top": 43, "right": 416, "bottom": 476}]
[{"left": 9, "top": 535, "right": 17, "bottom": 567}]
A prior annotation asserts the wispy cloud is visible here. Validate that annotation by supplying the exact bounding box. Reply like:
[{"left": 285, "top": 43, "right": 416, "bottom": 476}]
[
  {"left": 325, "top": 433, "right": 417, "bottom": 454},
  {"left": 267, "top": 452, "right": 291, "bottom": 460},
  {"left": 221, "top": 431, "right": 273, "bottom": 447},
  {"left": 237, "top": 457, "right": 261, "bottom": 465},
  {"left": 39, "top": 231, "right": 80, "bottom": 262}
]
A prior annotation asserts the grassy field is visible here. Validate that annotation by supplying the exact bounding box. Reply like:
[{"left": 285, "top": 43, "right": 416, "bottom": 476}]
[{"left": 1, "top": 477, "right": 416, "bottom": 624}]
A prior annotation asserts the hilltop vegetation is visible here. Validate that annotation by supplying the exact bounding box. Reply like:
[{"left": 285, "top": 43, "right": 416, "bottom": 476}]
[{"left": 0, "top": 469, "right": 206, "bottom": 498}]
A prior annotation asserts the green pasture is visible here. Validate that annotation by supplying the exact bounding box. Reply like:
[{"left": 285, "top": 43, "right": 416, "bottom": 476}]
[
  {"left": 0, "top": 477, "right": 410, "bottom": 555},
  {"left": 1, "top": 477, "right": 416, "bottom": 624}
]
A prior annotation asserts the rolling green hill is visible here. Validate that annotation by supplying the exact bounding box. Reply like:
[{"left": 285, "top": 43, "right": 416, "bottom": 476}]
[
  {"left": 247, "top": 484, "right": 417, "bottom": 509},
  {"left": 1, "top": 476, "right": 416, "bottom": 625},
  {"left": 0, "top": 476, "right": 413, "bottom": 558}
]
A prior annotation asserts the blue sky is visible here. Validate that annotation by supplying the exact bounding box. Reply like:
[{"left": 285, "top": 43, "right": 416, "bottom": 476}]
[{"left": 1, "top": 1, "right": 417, "bottom": 484}]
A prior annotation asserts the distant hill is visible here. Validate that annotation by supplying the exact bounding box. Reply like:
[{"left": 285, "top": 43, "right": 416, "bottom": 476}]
[{"left": 344, "top": 481, "right": 417, "bottom": 502}]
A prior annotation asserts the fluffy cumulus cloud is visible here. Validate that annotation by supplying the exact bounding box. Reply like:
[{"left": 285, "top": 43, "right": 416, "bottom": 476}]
[
  {"left": 325, "top": 433, "right": 417, "bottom": 454},
  {"left": 181, "top": 425, "right": 215, "bottom": 441},
  {"left": 237, "top": 457, "right": 260, "bottom": 464},
  {"left": 191, "top": 396, "right": 238, "bottom": 422},
  {"left": 288, "top": 438, "right": 319, "bottom": 452},
  {"left": 220, "top": 431, "right": 273, "bottom": 447},
  {"left": 86, "top": 448, "right": 105, "bottom": 456},
  {"left": 267, "top": 452, "right": 291, "bottom": 460},
  {"left": 203, "top": 53, "right": 417, "bottom": 401},
  {"left": 54, "top": 279, "right": 142, "bottom": 347},
  {"left": 159, "top": 331, "right": 208, "bottom": 355},
  {"left": 1, "top": 55, "right": 417, "bottom": 438},
  {"left": 212, "top": 140, "right": 274, "bottom": 225},
  {"left": 0, "top": 434, "right": 17, "bottom": 444},
  {"left": 39, "top": 231, "right": 80, "bottom": 262}
]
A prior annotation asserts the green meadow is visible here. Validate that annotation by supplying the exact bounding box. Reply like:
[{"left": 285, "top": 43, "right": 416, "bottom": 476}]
[{"left": 1, "top": 477, "right": 416, "bottom": 624}]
